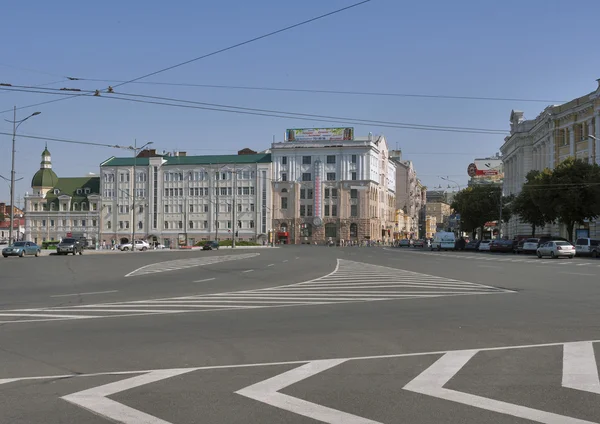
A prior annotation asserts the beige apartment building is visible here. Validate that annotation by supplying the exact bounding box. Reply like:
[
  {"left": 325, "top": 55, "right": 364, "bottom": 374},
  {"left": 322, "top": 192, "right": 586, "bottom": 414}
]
[
  {"left": 501, "top": 78, "right": 600, "bottom": 238},
  {"left": 425, "top": 215, "right": 437, "bottom": 239},
  {"left": 270, "top": 131, "right": 396, "bottom": 244},
  {"left": 425, "top": 202, "right": 451, "bottom": 231}
]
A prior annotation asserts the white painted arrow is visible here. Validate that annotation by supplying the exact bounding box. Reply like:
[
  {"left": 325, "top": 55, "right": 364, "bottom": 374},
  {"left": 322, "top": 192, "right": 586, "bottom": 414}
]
[
  {"left": 62, "top": 369, "right": 195, "bottom": 424},
  {"left": 562, "top": 341, "right": 600, "bottom": 394},
  {"left": 236, "top": 359, "right": 382, "bottom": 424},
  {"left": 404, "top": 349, "right": 600, "bottom": 424}
]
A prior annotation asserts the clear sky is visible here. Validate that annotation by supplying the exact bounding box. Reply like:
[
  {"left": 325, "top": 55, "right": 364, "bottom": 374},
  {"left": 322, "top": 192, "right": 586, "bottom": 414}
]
[{"left": 1, "top": 0, "right": 599, "bottom": 206}]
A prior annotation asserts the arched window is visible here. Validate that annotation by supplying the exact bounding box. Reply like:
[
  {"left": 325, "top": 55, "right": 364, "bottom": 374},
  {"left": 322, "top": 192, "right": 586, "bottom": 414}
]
[
  {"left": 81, "top": 202, "right": 87, "bottom": 211},
  {"left": 107, "top": 221, "right": 112, "bottom": 229},
  {"left": 138, "top": 221, "right": 143, "bottom": 230},
  {"left": 281, "top": 188, "right": 288, "bottom": 193},
  {"left": 164, "top": 221, "right": 169, "bottom": 229},
  {"left": 189, "top": 221, "right": 194, "bottom": 229},
  {"left": 49, "top": 203, "right": 55, "bottom": 211},
  {"left": 325, "top": 223, "right": 337, "bottom": 238},
  {"left": 72, "top": 202, "right": 78, "bottom": 211},
  {"left": 350, "top": 223, "right": 358, "bottom": 238}
]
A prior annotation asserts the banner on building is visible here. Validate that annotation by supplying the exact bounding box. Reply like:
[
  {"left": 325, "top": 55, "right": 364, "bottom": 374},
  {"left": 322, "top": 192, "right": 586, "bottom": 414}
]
[
  {"left": 472, "top": 159, "right": 503, "bottom": 176},
  {"left": 286, "top": 128, "right": 354, "bottom": 142}
]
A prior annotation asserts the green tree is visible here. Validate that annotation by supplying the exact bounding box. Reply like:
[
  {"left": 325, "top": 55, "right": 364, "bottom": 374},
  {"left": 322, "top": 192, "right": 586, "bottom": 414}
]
[
  {"left": 545, "top": 158, "right": 600, "bottom": 242},
  {"left": 0, "top": 212, "right": 5, "bottom": 221},
  {"left": 451, "top": 185, "right": 504, "bottom": 238},
  {"left": 511, "top": 170, "right": 547, "bottom": 236}
]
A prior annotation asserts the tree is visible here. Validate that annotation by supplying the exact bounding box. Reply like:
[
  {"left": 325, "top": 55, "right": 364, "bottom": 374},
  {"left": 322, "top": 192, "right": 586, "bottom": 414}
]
[
  {"left": 451, "top": 185, "right": 504, "bottom": 238},
  {"left": 545, "top": 158, "right": 600, "bottom": 242},
  {"left": 0, "top": 212, "right": 4, "bottom": 221},
  {"left": 512, "top": 170, "right": 547, "bottom": 236}
]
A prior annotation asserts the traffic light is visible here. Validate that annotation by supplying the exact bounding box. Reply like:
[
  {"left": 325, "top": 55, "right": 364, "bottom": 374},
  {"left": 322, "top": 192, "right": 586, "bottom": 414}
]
[{"left": 235, "top": 231, "right": 239, "bottom": 237}]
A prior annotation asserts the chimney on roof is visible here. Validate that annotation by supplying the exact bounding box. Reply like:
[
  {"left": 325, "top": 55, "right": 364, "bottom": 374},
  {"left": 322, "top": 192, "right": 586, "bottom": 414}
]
[
  {"left": 178, "top": 151, "right": 186, "bottom": 157},
  {"left": 238, "top": 148, "right": 257, "bottom": 155}
]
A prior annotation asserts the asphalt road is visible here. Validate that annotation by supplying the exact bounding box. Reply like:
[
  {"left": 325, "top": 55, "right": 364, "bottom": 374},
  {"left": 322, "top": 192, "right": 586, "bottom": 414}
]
[{"left": 1, "top": 246, "right": 599, "bottom": 423}]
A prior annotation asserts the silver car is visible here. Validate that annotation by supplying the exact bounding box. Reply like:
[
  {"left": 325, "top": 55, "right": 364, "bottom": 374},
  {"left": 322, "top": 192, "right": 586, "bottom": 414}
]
[{"left": 536, "top": 241, "right": 575, "bottom": 259}]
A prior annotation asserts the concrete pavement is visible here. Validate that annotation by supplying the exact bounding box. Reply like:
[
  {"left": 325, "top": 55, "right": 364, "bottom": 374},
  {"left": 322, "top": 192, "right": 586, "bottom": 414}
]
[{"left": 0, "top": 246, "right": 599, "bottom": 423}]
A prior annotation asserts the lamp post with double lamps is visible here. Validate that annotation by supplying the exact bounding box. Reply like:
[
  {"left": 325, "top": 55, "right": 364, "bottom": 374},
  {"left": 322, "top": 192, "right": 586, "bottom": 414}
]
[{"left": 5, "top": 108, "right": 41, "bottom": 245}]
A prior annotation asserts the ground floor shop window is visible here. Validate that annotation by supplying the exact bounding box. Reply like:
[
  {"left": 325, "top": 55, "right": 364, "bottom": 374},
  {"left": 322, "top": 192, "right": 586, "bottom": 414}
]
[{"left": 325, "top": 223, "right": 337, "bottom": 238}]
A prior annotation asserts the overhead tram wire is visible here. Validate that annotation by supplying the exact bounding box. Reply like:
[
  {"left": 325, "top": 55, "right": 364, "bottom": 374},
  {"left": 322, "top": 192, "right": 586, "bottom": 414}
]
[
  {"left": 75, "top": 79, "right": 568, "bottom": 104},
  {"left": 0, "top": 1, "right": 373, "bottom": 115},
  {"left": 0, "top": 86, "right": 508, "bottom": 135}
]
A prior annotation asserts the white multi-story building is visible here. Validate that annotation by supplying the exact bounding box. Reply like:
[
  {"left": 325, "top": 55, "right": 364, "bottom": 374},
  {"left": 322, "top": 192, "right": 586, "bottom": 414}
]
[
  {"left": 270, "top": 130, "right": 396, "bottom": 244},
  {"left": 24, "top": 147, "right": 101, "bottom": 245},
  {"left": 501, "top": 78, "right": 600, "bottom": 238},
  {"left": 99, "top": 149, "right": 272, "bottom": 247}
]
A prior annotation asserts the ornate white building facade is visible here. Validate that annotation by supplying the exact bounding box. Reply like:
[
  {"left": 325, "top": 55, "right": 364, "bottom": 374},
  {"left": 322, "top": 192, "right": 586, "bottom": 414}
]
[
  {"left": 269, "top": 134, "right": 396, "bottom": 244},
  {"left": 501, "top": 79, "right": 600, "bottom": 238},
  {"left": 99, "top": 150, "right": 272, "bottom": 247}
]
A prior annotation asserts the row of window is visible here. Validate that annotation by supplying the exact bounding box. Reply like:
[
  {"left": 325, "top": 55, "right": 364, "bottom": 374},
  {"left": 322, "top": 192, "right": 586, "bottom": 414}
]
[
  {"left": 32, "top": 202, "right": 98, "bottom": 212},
  {"left": 282, "top": 155, "right": 358, "bottom": 165},
  {"left": 164, "top": 187, "right": 257, "bottom": 197},
  {"left": 32, "top": 219, "right": 97, "bottom": 228},
  {"left": 162, "top": 220, "right": 255, "bottom": 230},
  {"left": 280, "top": 172, "right": 357, "bottom": 182},
  {"left": 281, "top": 199, "right": 358, "bottom": 217}
]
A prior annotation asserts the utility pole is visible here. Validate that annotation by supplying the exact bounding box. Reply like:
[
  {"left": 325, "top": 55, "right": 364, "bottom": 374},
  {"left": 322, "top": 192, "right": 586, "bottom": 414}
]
[
  {"left": 232, "top": 164, "right": 237, "bottom": 249},
  {"left": 215, "top": 167, "right": 219, "bottom": 241},
  {"left": 132, "top": 139, "right": 137, "bottom": 251},
  {"left": 6, "top": 107, "right": 41, "bottom": 245}
]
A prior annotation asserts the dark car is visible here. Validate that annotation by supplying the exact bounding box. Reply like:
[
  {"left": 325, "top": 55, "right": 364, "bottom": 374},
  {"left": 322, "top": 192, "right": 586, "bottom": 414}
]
[
  {"left": 514, "top": 239, "right": 526, "bottom": 254},
  {"left": 202, "top": 241, "right": 219, "bottom": 250},
  {"left": 56, "top": 238, "right": 84, "bottom": 255},
  {"left": 464, "top": 240, "right": 479, "bottom": 251},
  {"left": 490, "top": 239, "right": 514, "bottom": 253}
]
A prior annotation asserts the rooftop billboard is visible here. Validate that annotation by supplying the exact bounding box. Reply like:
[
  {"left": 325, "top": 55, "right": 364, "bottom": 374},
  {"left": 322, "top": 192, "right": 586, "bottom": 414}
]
[{"left": 286, "top": 128, "right": 354, "bottom": 142}]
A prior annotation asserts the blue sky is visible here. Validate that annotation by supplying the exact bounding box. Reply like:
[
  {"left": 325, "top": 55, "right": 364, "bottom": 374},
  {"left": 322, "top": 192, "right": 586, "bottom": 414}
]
[{"left": 1, "top": 0, "right": 600, "bottom": 205}]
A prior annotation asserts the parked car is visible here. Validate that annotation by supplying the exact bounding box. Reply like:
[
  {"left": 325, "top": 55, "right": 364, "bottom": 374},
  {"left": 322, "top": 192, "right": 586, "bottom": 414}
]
[
  {"left": 537, "top": 236, "right": 570, "bottom": 247},
  {"left": 464, "top": 240, "right": 479, "bottom": 251},
  {"left": 413, "top": 239, "right": 425, "bottom": 248},
  {"left": 574, "top": 238, "right": 600, "bottom": 257},
  {"left": 119, "top": 240, "right": 150, "bottom": 251},
  {"left": 477, "top": 239, "right": 492, "bottom": 251},
  {"left": 521, "top": 238, "right": 540, "bottom": 254},
  {"left": 2, "top": 241, "right": 41, "bottom": 258},
  {"left": 490, "top": 239, "right": 514, "bottom": 253},
  {"left": 56, "top": 238, "right": 84, "bottom": 255},
  {"left": 536, "top": 240, "right": 575, "bottom": 259},
  {"left": 398, "top": 239, "right": 411, "bottom": 248},
  {"left": 514, "top": 239, "right": 526, "bottom": 254},
  {"left": 202, "top": 241, "right": 219, "bottom": 250}
]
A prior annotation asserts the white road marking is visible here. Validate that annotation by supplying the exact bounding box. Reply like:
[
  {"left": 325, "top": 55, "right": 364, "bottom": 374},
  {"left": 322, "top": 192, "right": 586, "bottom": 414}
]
[
  {"left": 50, "top": 290, "right": 118, "bottom": 298},
  {"left": 237, "top": 359, "right": 382, "bottom": 424},
  {"left": 62, "top": 369, "right": 196, "bottom": 424},
  {"left": 562, "top": 341, "right": 600, "bottom": 394},
  {"left": 282, "top": 260, "right": 289, "bottom": 262},
  {"left": 267, "top": 264, "right": 275, "bottom": 267},
  {"left": 125, "top": 253, "right": 260, "bottom": 277},
  {"left": 0, "top": 259, "right": 511, "bottom": 324},
  {"left": 193, "top": 278, "right": 216, "bottom": 283},
  {"left": 404, "top": 350, "right": 597, "bottom": 424},
  {"left": 0, "top": 339, "right": 595, "bottom": 424},
  {"left": 561, "top": 272, "right": 595, "bottom": 276}
]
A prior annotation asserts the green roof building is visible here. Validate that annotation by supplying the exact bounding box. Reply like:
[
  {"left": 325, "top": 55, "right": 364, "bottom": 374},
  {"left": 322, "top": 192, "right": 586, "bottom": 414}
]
[
  {"left": 25, "top": 147, "right": 101, "bottom": 245},
  {"left": 99, "top": 149, "right": 273, "bottom": 247}
]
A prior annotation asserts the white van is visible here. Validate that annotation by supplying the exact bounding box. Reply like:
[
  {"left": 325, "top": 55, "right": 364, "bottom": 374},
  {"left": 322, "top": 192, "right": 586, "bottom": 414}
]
[{"left": 431, "top": 232, "right": 456, "bottom": 251}]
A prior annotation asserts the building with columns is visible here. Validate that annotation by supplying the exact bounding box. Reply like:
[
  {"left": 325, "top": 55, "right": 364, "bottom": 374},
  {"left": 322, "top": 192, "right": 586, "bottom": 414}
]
[
  {"left": 270, "top": 131, "right": 396, "bottom": 244},
  {"left": 99, "top": 149, "right": 272, "bottom": 248},
  {"left": 501, "top": 78, "right": 600, "bottom": 238},
  {"left": 389, "top": 150, "right": 425, "bottom": 239},
  {"left": 24, "top": 147, "right": 101, "bottom": 245}
]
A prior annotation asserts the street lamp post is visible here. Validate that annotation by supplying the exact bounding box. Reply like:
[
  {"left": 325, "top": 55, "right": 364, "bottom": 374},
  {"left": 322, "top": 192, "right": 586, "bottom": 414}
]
[
  {"left": 130, "top": 140, "right": 153, "bottom": 251},
  {"left": 5, "top": 107, "right": 41, "bottom": 245},
  {"left": 440, "top": 176, "right": 461, "bottom": 236}
]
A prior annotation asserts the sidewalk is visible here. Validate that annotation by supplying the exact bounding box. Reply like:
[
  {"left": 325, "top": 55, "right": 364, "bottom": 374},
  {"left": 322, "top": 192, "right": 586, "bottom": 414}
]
[{"left": 39, "top": 245, "right": 277, "bottom": 256}]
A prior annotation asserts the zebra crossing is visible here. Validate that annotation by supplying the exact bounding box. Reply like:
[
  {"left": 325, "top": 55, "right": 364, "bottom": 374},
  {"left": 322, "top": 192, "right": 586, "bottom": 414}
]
[
  {"left": 125, "top": 252, "right": 260, "bottom": 277},
  {"left": 0, "top": 259, "right": 512, "bottom": 325}
]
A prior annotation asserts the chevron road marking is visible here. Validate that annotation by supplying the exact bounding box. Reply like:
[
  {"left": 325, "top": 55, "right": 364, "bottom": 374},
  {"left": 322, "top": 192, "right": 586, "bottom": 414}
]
[{"left": 0, "top": 339, "right": 599, "bottom": 424}]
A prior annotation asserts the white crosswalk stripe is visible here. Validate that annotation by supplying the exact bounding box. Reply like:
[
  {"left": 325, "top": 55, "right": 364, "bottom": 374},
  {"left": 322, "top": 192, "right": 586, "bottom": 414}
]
[
  {"left": 0, "top": 259, "right": 512, "bottom": 324},
  {"left": 125, "top": 253, "right": 260, "bottom": 277}
]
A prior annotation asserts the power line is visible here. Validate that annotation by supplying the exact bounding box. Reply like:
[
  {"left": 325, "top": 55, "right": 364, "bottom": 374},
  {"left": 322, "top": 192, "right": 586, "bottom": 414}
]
[
  {"left": 0, "top": 131, "right": 133, "bottom": 150},
  {"left": 110, "top": 1, "right": 373, "bottom": 89},
  {"left": 77, "top": 78, "right": 568, "bottom": 103},
  {"left": 0, "top": 1, "right": 373, "bottom": 115},
  {"left": 0, "top": 86, "right": 508, "bottom": 135}
]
